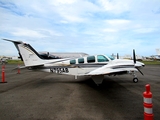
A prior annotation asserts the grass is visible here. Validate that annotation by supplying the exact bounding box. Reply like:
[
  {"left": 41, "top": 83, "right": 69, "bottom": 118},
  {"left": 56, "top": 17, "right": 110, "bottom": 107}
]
[
  {"left": 141, "top": 60, "right": 160, "bottom": 65},
  {"left": 7, "top": 60, "right": 24, "bottom": 65}
]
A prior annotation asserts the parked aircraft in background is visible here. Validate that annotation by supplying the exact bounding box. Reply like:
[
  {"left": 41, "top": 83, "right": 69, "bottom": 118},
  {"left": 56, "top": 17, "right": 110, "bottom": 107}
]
[
  {"left": 0, "top": 58, "right": 8, "bottom": 64},
  {"left": 3, "top": 39, "right": 145, "bottom": 85},
  {"left": 148, "top": 49, "right": 160, "bottom": 60},
  {"left": 38, "top": 52, "right": 88, "bottom": 59},
  {"left": 155, "top": 49, "right": 160, "bottom": 60}
]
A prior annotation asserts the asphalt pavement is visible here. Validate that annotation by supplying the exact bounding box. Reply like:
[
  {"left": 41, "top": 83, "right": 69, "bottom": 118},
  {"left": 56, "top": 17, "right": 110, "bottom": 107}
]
[{"left": 0, "top": 64, "right": 160, "bottom": 120}]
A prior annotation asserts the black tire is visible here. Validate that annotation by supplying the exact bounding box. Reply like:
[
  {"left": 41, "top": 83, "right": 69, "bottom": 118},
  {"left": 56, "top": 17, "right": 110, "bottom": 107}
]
[{"left": 133, "top": 78, "right": 138, "bottom": 83}]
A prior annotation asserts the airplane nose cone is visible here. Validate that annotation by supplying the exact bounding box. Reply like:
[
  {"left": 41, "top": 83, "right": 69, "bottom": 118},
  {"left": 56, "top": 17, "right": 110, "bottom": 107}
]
[
  {"left": 135, "top": 61, "right": 145, "bottom": 67},
  {"left": 141, "top": 62, "right": 145, "bottom": 67}
]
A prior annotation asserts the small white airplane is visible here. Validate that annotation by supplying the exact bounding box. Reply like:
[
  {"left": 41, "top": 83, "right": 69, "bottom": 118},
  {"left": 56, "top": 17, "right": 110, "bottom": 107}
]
[{"left": 3, "top": 39, "right": 145, "bottom": 85}]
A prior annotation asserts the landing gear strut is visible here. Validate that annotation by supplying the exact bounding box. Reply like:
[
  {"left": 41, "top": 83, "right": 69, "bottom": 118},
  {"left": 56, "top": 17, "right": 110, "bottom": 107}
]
[{"left": 132, "top": 72, "right": 138, "bottom": 83}]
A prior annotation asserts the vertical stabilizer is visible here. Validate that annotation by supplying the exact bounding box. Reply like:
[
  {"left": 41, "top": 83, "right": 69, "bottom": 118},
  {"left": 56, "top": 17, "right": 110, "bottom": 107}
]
[
  {"left": 17, "top": 43, "right": 44, "bottom": 66},
  {"left": 3, "top": 39, "right": 44, "bottom": 66}
]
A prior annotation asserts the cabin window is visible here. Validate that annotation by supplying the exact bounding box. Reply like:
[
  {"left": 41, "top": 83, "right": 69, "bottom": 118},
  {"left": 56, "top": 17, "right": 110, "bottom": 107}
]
[
  {"left": 78, "top": 58, "right": 84, "bottom": 63},
  {"left": 97, "top": 55, "right": 109, "bottom": 62},
  {"left": 87, "top": 56, "right": 95, "bottom": 63},
  {"left": 70, "top": 59, "right": 76, "bottom": 64}
]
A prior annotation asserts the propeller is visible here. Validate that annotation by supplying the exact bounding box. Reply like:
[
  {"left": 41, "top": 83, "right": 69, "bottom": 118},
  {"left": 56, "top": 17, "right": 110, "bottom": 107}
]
[
  {"left": 136, "top": 67, "right": 144, "bottom": 75},
  {"left": 133, "top": 49, "right": 144, "bottom": 75},
  {"left": 117, "top": 53, "right": 119, "bottom": 59},
  {"left": 133, "top": 49, "right": 136, "bottom": 64}
]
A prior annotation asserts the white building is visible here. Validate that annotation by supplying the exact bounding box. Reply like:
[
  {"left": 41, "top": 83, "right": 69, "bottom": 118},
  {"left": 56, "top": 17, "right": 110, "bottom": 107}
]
[{"left": 11, "top": 56, "right": 19, "bottom": 60}]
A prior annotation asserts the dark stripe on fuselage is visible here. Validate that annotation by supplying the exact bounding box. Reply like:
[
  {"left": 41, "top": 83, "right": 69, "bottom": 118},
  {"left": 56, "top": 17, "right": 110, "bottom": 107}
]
[
  {"left": 23, "top": 44, "right": 72, "bottom": 62},
  {"left": 29, "top": 64, "right": 135, "bottom": 70},
  {"left": 29, "top": 63, "right": 107, "bottom": 70},
  {"left": 73, "top": 63, "right": 107, "bottom": 68},
  {"left": 23, "top": 44, "right": 44, "bottom": 59},
  {"left": 111, "top": 65, "right": 135, "bottom": 69}
]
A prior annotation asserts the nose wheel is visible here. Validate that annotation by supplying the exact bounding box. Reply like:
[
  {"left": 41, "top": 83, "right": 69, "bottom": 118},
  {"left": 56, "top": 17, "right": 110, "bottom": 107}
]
[
  {"left": 133, "top": 77, "right": 138, "bottom": 83},
  {"left": 132, "top": 72, "right": 138, "bottom": 83}
]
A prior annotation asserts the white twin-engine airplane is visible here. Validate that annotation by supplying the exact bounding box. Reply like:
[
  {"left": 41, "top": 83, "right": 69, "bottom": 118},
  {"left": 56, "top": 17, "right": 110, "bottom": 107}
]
[{"left": 3, "top": 39, "right": 145, "bottom": 85}]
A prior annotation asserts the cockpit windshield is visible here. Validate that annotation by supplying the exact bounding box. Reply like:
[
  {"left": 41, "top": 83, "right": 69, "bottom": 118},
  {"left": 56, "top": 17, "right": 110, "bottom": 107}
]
[
  {"left": 108, "top": 55, "right": 115, "bottom": 60},
  {"left": 97, "top": 55, "right": 109, "bottom": 62}
]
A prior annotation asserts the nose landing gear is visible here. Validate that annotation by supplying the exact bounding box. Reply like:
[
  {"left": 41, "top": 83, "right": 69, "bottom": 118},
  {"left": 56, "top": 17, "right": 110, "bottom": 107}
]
[
  {"left": 133, "top": 77, "right": 138, "bottom": 83},
  {"left": 132, "top": 72, "right": 138, "bottom": 83}
]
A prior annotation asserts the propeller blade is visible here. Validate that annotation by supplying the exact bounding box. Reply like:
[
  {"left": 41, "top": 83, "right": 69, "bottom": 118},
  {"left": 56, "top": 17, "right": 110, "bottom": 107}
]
[
  {"left": 133, "top": 49, "right": 136, "bottom": 64},
  {"left": 117, "top": 53, "right": 119, "bottom": 59},
  {"left": 136, "top": 67, "right": 144, "bottom": 76}
]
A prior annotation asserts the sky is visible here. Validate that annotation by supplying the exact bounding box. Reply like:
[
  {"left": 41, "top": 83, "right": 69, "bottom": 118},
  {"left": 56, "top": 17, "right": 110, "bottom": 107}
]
[{"left": 0, "top": 0, "right": 160, "bottom": 57}]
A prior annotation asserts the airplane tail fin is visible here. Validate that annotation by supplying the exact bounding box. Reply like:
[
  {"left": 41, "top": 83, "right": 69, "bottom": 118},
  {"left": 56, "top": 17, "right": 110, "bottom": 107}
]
[{"left": 3, "top": 39, "right": 44, "bottom": 66}]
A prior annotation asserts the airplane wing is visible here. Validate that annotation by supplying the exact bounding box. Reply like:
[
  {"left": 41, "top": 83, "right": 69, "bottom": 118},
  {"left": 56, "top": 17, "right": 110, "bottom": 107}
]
[{"left": 85, "top": 64, "right": 138, "bottom": 76}]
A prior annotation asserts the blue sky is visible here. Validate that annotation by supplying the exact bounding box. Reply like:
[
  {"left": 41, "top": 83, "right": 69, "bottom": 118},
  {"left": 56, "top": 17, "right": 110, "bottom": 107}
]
[{"left": 0, "top": 0, "right": 160, "bottom": 57}]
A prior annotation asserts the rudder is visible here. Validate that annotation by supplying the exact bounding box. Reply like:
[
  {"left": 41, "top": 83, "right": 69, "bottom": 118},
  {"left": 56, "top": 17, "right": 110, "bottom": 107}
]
[{"left": 3, "top": 39, "right": 44, "bottom": 66}]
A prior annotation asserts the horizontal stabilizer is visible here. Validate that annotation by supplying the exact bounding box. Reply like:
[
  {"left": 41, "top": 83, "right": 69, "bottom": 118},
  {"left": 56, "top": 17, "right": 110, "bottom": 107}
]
[
  {"left": 3, "top": 39, "right": 23, "bottom": 44},
  {"left": 12, "top": 64, "right": 44, "bottom": 71}
]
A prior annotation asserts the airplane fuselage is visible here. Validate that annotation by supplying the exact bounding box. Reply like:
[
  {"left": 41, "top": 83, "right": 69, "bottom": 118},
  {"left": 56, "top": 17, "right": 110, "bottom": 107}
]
[
  {"left": 33, "top": 55, "right": 144, "bottom": 77},
  {"left": 3, "top": 39, "right": 145, "bottom": 85}
]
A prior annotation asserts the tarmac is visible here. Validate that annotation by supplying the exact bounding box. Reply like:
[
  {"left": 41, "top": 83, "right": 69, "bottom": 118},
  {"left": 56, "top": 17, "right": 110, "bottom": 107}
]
[{"left": 0, "top": 64, "right": 160, "bottom": 120}]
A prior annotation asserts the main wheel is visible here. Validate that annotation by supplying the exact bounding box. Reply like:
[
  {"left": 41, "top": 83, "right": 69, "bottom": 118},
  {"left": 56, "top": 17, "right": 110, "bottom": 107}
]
[{"left": 133, "top": 78, "right": 138, "bottom": 83}]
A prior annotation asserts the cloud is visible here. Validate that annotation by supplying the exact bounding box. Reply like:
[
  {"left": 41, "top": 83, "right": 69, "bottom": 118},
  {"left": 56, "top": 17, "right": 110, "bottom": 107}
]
[
  {"left": 103, "top": 19, "right": 131, "bottom": 31},
  {"left": 39, "top": 29, "right": 63, "bottom": 37},
  {"left": 50, "top": 0, "right": 76, "bottom": 6},
  {"left": 46, "top": 0, "right": 100, "bottom": 23},
  {"left": 0, "top": 1, "right": 25, "bottom": 16},
  {"left": 0, "top": 0, "right": 160, "bottom": 57},
  {"left": 133, "top": 28, "right": 157, "bottom": 34},
  {"left": 98, "top": 0, "right": 130, "bottom": 14},
  {"left": 11, "top": 28, "right": 47, "bottom": 38},
  {"left": 105, "top": 19, "right": 130, "bottom": 25},
  {"left": 102, "top": 28, "right": 118, "bottom": 33}
]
